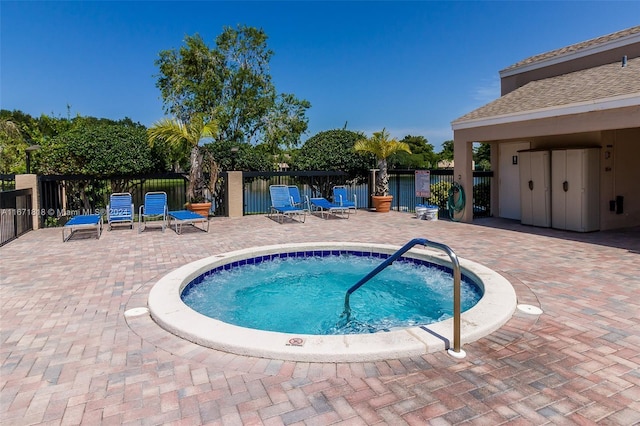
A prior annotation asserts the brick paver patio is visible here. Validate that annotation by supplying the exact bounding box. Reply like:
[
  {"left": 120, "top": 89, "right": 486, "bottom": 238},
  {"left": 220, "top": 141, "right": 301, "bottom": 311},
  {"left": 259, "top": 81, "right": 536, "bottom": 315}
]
[{"left": 1, "top": 211, "right": 639, "bottom": 425}]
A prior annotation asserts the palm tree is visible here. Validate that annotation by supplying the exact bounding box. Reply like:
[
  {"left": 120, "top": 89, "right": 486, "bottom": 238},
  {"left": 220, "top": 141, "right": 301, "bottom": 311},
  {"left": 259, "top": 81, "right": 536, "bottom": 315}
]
[
  {"left": 148, "top": 114, "right": 219, "bottom": 202},
  {"left": 354, "top": 128, "right": 411, "bottom": 196}
]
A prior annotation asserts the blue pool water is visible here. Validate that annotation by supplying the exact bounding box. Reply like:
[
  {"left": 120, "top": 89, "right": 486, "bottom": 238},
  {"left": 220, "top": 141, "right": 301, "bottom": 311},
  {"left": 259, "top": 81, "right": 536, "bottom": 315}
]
[{"left": 181, "top": 254, "right": 482, "bottom": 335}]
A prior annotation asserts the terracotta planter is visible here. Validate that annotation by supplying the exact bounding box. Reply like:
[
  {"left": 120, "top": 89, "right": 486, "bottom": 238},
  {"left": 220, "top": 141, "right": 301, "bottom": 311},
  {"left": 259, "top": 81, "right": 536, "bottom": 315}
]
[
  {"left": 186, "top": 202, "right": 212, "bottom": 217},
  {"left": 371, "top": 195, "right": 393, "bottom": 213}
]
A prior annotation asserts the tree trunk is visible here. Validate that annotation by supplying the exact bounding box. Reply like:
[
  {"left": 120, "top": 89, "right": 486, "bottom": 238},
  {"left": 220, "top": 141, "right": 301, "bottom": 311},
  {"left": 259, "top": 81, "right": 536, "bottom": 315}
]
[
  {"left": 376, "top": 159, "right": 389, "bottom": 196},
  {"left": 187, "top": 146, "right": 205, "bottom": 202}
]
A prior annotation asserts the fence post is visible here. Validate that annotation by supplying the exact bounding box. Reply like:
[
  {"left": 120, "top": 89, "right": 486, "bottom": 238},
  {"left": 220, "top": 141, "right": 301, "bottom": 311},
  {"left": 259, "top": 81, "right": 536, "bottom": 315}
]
[
  {"left": 15, "top": 174, "right": 40, "bottom": 230},
  {"left": 226, "top": 171, "right": 243, "bottom": 218},
  {"left": 369, "top": 169, "right": 378, "bottom": 210}
]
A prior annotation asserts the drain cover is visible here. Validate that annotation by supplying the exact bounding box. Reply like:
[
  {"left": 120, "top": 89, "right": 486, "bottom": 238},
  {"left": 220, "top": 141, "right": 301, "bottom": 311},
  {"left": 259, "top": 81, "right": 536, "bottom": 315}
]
[
  {"left": 124, "top": 307, "right": 150, "bottom": 317},
  {"left": 517, "top": 304, "right": 543, "bottom": 315}
]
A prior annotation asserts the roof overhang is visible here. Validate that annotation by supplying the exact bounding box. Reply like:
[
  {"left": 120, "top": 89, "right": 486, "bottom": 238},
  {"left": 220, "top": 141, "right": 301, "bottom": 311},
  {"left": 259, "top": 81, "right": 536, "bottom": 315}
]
[{"left": 451, "top": 93, "right": 640, "bottom": 131}]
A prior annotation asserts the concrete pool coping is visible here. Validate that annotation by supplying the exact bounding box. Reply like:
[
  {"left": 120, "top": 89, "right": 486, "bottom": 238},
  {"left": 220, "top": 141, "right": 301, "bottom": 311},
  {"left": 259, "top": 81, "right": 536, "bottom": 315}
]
[{"left": 148, "top": 242, "right": 517, "bottom": 362}]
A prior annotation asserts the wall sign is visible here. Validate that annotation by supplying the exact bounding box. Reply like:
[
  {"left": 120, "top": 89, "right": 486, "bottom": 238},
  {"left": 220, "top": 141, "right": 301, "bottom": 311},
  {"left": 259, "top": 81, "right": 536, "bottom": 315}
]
[{"left": 415, "top": 170, "right": 431, "bottom": 197}]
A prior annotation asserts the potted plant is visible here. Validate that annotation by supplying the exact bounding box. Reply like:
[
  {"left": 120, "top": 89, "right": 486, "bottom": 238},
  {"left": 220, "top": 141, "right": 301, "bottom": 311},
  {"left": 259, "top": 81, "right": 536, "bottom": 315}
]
[
  {"left": 354, "top": 128, "right": 411, "bottom": 212},
  {"left": 148, "top": 113, "right": 219, "bottom": 216}
]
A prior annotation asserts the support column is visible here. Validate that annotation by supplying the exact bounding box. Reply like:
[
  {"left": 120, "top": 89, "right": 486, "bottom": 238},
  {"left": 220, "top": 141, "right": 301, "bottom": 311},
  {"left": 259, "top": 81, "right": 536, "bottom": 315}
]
[
  {"left": 15, "top": 174, "right": 40, "bottom": 230},
  {"left": 225, "top": 171, "right": 243, "bottom": 218},
  {"left": 453, "top": 138, "right": 474, "bottom": 223},
  {"left": 489, "top": 141, "right": 498, "bottom": 218}
]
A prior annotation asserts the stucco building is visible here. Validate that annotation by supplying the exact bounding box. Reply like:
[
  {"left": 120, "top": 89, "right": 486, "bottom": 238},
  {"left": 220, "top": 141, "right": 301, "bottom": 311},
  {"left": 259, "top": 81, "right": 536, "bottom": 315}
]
[{"left": 452, "top": 26, "right": 640, "bottom": 231}]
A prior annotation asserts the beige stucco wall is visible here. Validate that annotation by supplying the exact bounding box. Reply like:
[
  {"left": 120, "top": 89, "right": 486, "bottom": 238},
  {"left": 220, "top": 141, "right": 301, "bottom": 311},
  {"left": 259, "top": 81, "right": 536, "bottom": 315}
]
[
  {"left": 15, "top": 174, "right": 40, "bottom": 230},
  {"left": 454, "top": 32, "right": 640, "bottom": 231},
  {"left": 599, "top": 128, "right": 640, "bottom": 230},
  {"left": 452, "top": 141, "right": 474, "bottom": 222},
  {"left": 454, "top": 121, "right": 640, "bottom": 231},
  {"left": 517, "top": 128, "right": 640, "bottom": 231},
  {"left": 225, "top": 171, "right": 244, "bottom": 218}
]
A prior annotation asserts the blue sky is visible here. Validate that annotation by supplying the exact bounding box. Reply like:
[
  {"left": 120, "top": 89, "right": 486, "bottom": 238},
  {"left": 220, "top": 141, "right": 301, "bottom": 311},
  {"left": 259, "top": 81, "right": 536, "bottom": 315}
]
[{"left": 2, "top": 1, "right": 639, "bottom": 151}]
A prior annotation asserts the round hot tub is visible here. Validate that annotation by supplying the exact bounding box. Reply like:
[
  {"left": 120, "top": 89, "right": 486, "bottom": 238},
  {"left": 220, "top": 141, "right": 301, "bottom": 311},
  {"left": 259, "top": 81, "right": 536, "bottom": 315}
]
[{"left": 148, "top": 242, "right": 517, "bottom": 362}]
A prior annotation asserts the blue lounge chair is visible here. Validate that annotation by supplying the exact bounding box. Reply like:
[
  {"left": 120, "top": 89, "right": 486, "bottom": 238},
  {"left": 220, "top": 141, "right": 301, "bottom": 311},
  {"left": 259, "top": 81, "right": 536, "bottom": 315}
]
[
  {"left": 307, "top": 196, "right": 350, "bottom": 219},
  {"left": 288, "top": 185, "right": 308, "bottom": 211},
  {"left": 138, "top": 191, "right": 168, "bottom": 233},
  {"left": 168, "top": 210, "right": 209, "bottom": 234},
  {"left": 333, "top": 186, "right": 357, "bottom": 214},
  {"left": 268, "top": 185, "right": 306, "bottom": 223},
  {"left": 107, "top": 192, "right": 134, "bottom": 230},
  {"left": 62, "top": 214, "right": 103, "bottom": 242}
]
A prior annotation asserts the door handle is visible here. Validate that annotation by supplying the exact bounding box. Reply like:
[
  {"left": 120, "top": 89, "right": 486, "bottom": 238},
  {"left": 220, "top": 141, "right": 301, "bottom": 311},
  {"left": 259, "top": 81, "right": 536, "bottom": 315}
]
[
  {"left": 563, "top": 181, "right": 568, "bottom": 192},
  {"left": 528, "top": 180, "right": 534, "bottom": 191}
]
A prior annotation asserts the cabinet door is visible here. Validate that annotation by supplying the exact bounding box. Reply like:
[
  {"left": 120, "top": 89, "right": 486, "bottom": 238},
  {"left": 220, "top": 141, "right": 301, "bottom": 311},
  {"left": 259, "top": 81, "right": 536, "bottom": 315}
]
[
  {"left": 519, "top": 151, "right": 534, "bottom": 225},
  {"left": 564, "top": 150, "right": 584, "bottom": 231},
  {"left": 552, "top": 148, "right": 600, "bottom": 232},
  {"left": 551, "top": 150, "right": 568, "bottom": 229},
  {"left": 520, "top": 151, "right": 550, "bottom": 227},
  {"left": 530, "top": 151, "right": 551, "bottom": 227}
]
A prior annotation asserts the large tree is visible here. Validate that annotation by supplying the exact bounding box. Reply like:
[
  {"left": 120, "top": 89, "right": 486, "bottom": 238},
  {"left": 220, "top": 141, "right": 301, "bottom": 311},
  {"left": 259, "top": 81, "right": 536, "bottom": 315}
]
[
  {"left": 291, "top": 129, "right": 371, "bottom": 197},
  {"left": 0, "top": 117, "right": 26, "bottom": 174},
  {"left": 438, "top": 140, "right": 454, "bottom": 163},
  {"left": 155, "top": 26, "right": 310, "bottom": 148},
  {"left": 292, "top": 129, "right": 370, "bottom": 176},
  {"left": 34, "top": 118, "right": 166, "bottom": 211},
  {"left": 0, "top": 109, "right": 59, "bottom": 174},
  {"left": 1, "top": 110, "right": 164, "bottom": 176},
  {"left": 388, "top": 135, "right": 437, "bottom": 169},
  {"left": 37, "top": 119, "right": 161, "bottom": 175},
  {"left": 262, "top": 93, "right": 311, "bottom": 155},
  {"left": 205, "top": 140, "right": 273, "bottom": 172},
  {"left": 474, "top": 143, "right": 491, "bottom": 171}
]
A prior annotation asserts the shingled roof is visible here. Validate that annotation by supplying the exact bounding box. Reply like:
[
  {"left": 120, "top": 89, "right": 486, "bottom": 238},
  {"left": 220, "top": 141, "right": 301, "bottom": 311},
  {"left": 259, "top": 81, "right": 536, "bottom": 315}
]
[
  {"left": 453, "top": 56, "right": 640, "bottom": 124},
  {"left": 502, "top": 25, "right": 640, "bottom": 72}
]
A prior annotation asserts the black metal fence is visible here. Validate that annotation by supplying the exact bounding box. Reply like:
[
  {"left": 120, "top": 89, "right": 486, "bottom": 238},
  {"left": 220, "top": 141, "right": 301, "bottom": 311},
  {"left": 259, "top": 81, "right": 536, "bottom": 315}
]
[
  {"left": 11, "top": 169, "right": 491, "bottom": 230},
  {"left": 388, "top": 169, "right": 451, "bottom": 214},
  {"left": 37, "top": 173, "right": 228, "bottom": 228},
  {"left": 0, "top": 188, "right": 33, "bottom": 246},
  {"left": 242, "top": 169, "right": 492, "bottom": 219},
  {"left": 242, "top": 171, "right": 356, "bottom": 215},
  {"left": 472, "top": 171, "right": 492, "bottom": 218}
]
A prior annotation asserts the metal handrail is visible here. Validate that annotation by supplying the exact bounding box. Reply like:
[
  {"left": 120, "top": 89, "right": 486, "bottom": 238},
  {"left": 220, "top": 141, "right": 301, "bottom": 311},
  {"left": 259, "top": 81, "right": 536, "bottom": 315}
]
[{"left": 342, "top": 238, "right": 463, "bottom": 355}]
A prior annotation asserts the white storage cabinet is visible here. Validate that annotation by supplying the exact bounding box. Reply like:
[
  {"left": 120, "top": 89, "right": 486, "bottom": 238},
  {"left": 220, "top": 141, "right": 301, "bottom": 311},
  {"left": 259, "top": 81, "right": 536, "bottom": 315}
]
[
  {"left": 551, "top": 148, "right": 600, "bottom": 232},
  {"left": 519, "top": 150, "right": 551, "bottom": 227}
]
